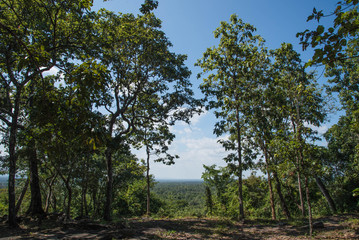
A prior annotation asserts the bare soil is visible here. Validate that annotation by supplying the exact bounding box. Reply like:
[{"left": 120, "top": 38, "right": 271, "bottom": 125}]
[{"left": 0, "top": 214, "right": 358, "bottom": 239}]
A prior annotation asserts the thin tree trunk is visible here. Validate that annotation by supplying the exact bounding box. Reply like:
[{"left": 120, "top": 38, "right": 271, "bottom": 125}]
[
  {"left": 104, "top": 148, "right": 113, "bottom": 221},
  {"left": 304, "top": 176, "right": 313, "bottom": 237},
  {"left": 27, "top": 140, "right": 44, "bottom": 216},
  {"left": 52, "top": 195, "right": 57, "bottom": 212},
  {"left": 57, "top": 168, "right": 72, "bottom": 219},
  {"left": 80, "top": 190, "right": 84, "bottom": 218},
  {"left": 273, "top": 170, "right": 291, "bottom": 219},
  {"left": 146, "top": 145, "right": 151, "bottom": 216},
  {"left": 61, "top": 176, "right": 72, "bottom": 220},
  {"left": 83, "top": 183, "right": 88, "bottom": 216},
  {"left": 66, "top": 184, "right": 72, "bottom": 220},
  {"left": 93, "top": 191, "right": 98, "bottom": 217},
  {"left": 263, "top": 147, "right": 276, "bottom": 220},
  {"left": 45, "top": 174, "right": 57, "bottom": 213},
  {"left": 285, "top": 183, "right": 303, "bottom": 212},
  {"left": 315, "top": 177, "right": 337, "bottom": 214},
  {"left": 292, "top": 119, "right": 305, "bottom": 217},
  {"left": 45, "top": 191, "right": 52, "bottom": 213},
  {"left": 15, "top": 178, "right": 30, "bottom": 215},
  {"left": 297, "top": 169, "right": 305, "bottom": 216},
  {"left": 236, "top": 110, "right": 244, "bottom": 221}
]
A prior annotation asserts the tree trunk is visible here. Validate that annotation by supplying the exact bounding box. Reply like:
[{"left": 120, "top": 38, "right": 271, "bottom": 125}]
[
  {"left": 8, "top": 98, "right": 20, "bottom": 227},
  {"left": 236, "top": 110, "right": 244, "bottom": 221},
  {"left": 297, "top": 170, "right": 305, "bottom": 216},
  {"left": 27, "top": 140, "right": 44, "bottom": 216},
  {"left": 66, "top": 184, "right": 72, "bottom": 220},
  {"left": 273, "top": 170, "right": 291, "bottom": 219},
  {"left": 52, "top": 195, "right": 57, "bottom": 212},
  {"left": 263, "top": 148, "right": 276, "bottom": 220},
  {"left": 92, "top": 190, "right": 98, "bottom": 217},
  {"left": 61, "top": 176, "right": 72, "bottom": 219},
  {"left": 15, "top": 178, "right": 30, "bottom": 215},
  {"left": 84, "top": 186, "right": 88, "bottom": 216},
  {"left": 45, "top": 174, "right": 57, "bottom": 213},
  {"left": 292, "top": 119, "right": 305, "bottom": 217},
  {"left": 80, "top": 182, "right": 88, "bottom": 217},
  {"left": 304, "top": 176, "right": 313, "bottom": 237},
  {"left": 104, "top": 148, "right": 113, "bottom": 221},
  {"left": 146, "top": 145, "right": 151, "bottom": 216},
  {"left": 315, "top": 177, "right": 337, "bottom": 214}
]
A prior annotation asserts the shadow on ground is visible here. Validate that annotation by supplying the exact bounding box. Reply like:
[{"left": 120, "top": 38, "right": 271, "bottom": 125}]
[{"left": 0, "top": 214, "right": 358, "bottom": 239}]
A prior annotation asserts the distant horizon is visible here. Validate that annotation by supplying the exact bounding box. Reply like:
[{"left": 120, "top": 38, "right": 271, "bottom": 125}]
[{"left": 156, "top": 178, "right": 203, "bottom": 182}]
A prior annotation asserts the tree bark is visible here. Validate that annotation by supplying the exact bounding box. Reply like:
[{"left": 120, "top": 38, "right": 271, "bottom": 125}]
[
  {"left": 84, "top": 184, "right": 88, "bottom": 216},
  {"left": 104, "top": 148, "right": 113, "bottom": 221},
  {"left": 292, "top": 119, "right": 305, "bottom": 217},
  {"left": 297, "top": 169, "right": 305, "bottom": 216},
  {"left": 315, "top": 177, "right": 337, "bottom": 214},
  {"left": 15, "top": 178, "right": 29, "bottom": 215},
  {"left": 66, "top": 184, "right": 72, "bottom": 220},
  {"left": 263, "top": 148, "right": 276, "bottom": 220},
  {"left": 236, "top": 110, "right": 244, "bottom": 221},
  {"left": 92, "top": 190, "right": 98, "bottom": 217},
  {"left": 8, "top": 91, "right": 21, "bottom": 227},
  {"left": 304, "top": 176, "right": 313, "bottom": 237},
  {"left": 146, "top": 145, "right": 151, "bottom": 216},
  {"left": 61, "top": 176, "right": 72, "bottom": 220},
  {"left": 45, "top": 174, "right": 57, "bottom": 213},
  {"left": 27, "top": 140, "right": 44, "bottom": 216}
]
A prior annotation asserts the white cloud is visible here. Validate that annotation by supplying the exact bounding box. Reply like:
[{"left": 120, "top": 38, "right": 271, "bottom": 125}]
[
  {"left": 190, "top": 109, "right": 208, "bottom": 126},
  {"left": 42, "top": 66, "right": 59, "bottom": 76},
  {"left": 134, "top": 108, "right": 232, "bottom": 179},
  {"left": 305, "top": 123, "right": 330, "bottom": 135},
  {"left": 140, "top": 135, "right": 229, "bottom": 179}
]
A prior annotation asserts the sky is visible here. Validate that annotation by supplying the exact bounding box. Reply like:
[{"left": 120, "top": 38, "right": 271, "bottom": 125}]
[{"left": 91, "top": 0, "right": 341, "bottom": 180}]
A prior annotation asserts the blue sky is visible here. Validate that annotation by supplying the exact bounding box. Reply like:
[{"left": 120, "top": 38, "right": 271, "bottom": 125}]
[{"left": 92, "top": 0, "right": 341, "bottom": 179}]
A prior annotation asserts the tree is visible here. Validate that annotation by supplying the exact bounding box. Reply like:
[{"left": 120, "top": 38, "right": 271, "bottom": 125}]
[
  {"left": 196, "top": 14, "right": 267, "bottom": 220},
  {"left": 95, "top": 10, "right": 198, "bottom": 221},
  {"left": 271, "top": 43, "right": 326, "bottom": 236},
  {"left": 299, "top": 0, "right": 359, "bottom": 213},
  {"left": 202, "top": 165, "right": 234, "bottom": 214},
  {"left": 135, "top": 124, "right": 178, "bottom": 216},
  {"left": 205, "top": 186, "right": 213, "bottom": 215},
  {"left": 324, "top": 115, "right": 359, "bottom": 212},
  {"left": 0, "top": 0, "right": 94, "bottom": 227}
]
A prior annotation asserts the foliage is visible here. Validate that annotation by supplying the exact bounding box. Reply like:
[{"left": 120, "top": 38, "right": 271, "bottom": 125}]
[
  {"left": 297, "top": 0, "right": 359, "bottom": 66},
  {"left": 152, "top": 181, "right": 206, "bottom": 218}
]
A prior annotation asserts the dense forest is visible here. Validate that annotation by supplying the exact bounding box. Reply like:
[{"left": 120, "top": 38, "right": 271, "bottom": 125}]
[{"left": 0, "top": 0, "right": 358, "bottom": 237}]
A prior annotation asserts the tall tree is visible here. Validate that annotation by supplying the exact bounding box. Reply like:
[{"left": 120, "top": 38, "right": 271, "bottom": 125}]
[
  {"left": 271, "top": 43, "right": 326, "bottom": 236},
  {"left": 95, "top": 10, "right": 198, "bottom": 221},
  {"left": 135, "top": 124, "right": 178, "bottom": 216},
  {"left": 0, "top": 0, "right": 94, "bottom": 227},
  {"left": 197, "top": 14, "right": 267, "bottom": 220},
  {"left": 299, "top": 0, "right": 359, "bottom": 214}
]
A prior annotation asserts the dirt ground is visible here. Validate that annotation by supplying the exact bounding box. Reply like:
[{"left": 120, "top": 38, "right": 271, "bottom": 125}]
[{"left": 0, "top": 214, "right": 358, "bottom": 239}]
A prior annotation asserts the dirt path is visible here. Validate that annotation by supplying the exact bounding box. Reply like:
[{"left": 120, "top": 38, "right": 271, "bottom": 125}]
[{"left": 0, "top": 214, "right": 358, "bottom": 239}]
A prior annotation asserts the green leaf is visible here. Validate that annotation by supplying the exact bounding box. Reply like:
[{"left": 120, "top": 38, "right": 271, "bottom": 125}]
[
  {"left": 307, "top": 15, "right": 314, "bottom": 22},
  {"left": 353, "top": 188, "right": 359, "bottom": 197},
  {"left": 317, "top": 25, "right": 325, "bottom": 35}
]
